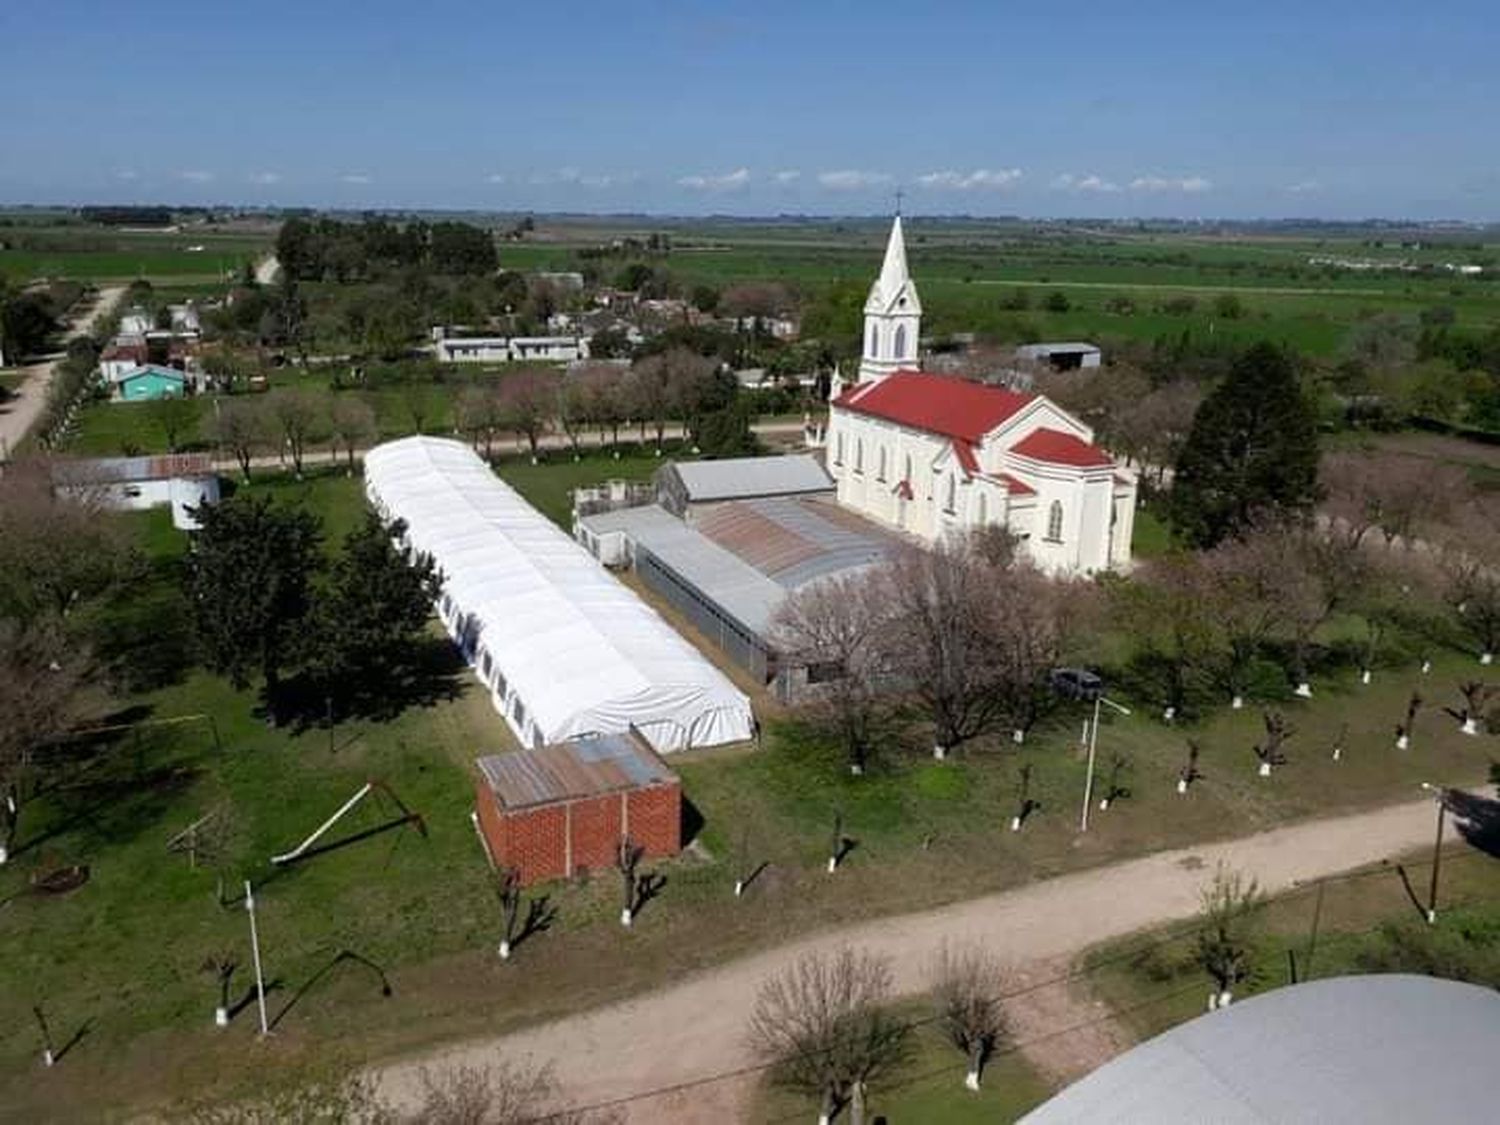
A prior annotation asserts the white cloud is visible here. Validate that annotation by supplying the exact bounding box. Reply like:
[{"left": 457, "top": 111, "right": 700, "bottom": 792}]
[
  {"left": 678, "top": 167, "right": 751, "bottom": 191},
  {"left": 533, "top": 167, "right": 631, "bottom": 188},
  {"left": 340, "top": 173, "right": 373, "bottom": 185},
  {"left": 1053, "top": 172, "right": 1121, "bottom": 193},
  {"left": 248, "top": 171, "right": 281, "bottom": 185},
  {"left": 485, "top": 173, "right": 507, "bottom": 184},
  {"left": 773, "top": 169, "right": 801, "bottom": 184},
  {"left": 817, "top": 169, "right": 894, "bottom": 190},
  {"left": 178, "top": 170, "right": 215, "bottom": 183},
  {"left": 917, "top": 168, "right": 1023, "bottom": 191},
  {"left": 1286, "top": 179, "right": 1321, "bottom": 194},
  {"left": 1130, "top": 174, "right": 1212, "bottom": 193}
]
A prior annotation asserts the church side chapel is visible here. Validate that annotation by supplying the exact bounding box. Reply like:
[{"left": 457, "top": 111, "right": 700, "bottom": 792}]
[{"left": 826, "top": 216, "right": 1137, "bottom": 574}]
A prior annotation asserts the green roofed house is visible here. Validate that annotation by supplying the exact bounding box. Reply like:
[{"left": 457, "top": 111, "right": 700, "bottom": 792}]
[{"left": 113, "top": 363, "right": 188, "bottom": 402}]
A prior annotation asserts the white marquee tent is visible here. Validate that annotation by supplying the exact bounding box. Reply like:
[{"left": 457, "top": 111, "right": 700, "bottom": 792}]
[{"left": 364, "top": 437, "right": 754, "bottom": 752}]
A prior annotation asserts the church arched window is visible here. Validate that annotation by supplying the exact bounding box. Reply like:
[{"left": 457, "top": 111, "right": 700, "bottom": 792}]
[
  {"left": 976, "top": 492, "right": 988, "bottom": 525},
  {"left": 867, "top": 324, "right": 878, "bottom": 357},
  {"left": 1047, "top": 500, "right": 1064, "bottom": 542},
  {"left": 903, "top": 453, "right": 912, "bottom": 484},
  {"left": 945, "top": 474, "right": 957, "bottom": 514},
  {"left": 835, "top": 432, "right": 845, "bottom": 466},
  {"left": 894, "top": 324, "right": 907, "bottom": 359},
  {"left": 877, "top": 446, "right": 887, "bottom": 482},
  {"left": 855, "top": 438, "right": 864, "bottom": 474}
]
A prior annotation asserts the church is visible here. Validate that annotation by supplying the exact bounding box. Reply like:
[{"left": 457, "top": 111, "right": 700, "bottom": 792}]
[{"left": 825, "top": 217, "right": 1137, "bottom": 574}]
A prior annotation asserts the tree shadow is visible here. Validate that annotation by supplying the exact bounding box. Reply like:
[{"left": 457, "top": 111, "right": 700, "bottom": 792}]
[
  {"left": 12, "top": 764, "right": 200, "bottom": 861},
  {"left": 270, "top": 950, "right": 391, "bottom": 1032},
  {"left": 227, "top": 979, "right": 283, "bottom": 1020},
  {"left": 51, "top": 1018, "right": 93, "bottom": 1064},
  {"left": 1392, "top": 862, "right": 1429, "bottom": 922},
  {"left": 1444, "top": 789, "right": 1500, "bottom": 859},
  {"left": 513, "top": 894, "right": 557, "bottom": 951},
  {"left": 273, "top": 636, "right": 467, "bottom": 732},
  {"left": 632, "top": 872, "right": 668, "bottom": 920}
]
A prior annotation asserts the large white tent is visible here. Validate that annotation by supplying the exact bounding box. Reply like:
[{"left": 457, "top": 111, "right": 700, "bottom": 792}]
[{"left": 364, "top": 437, "right": 754, "bottom": 752}]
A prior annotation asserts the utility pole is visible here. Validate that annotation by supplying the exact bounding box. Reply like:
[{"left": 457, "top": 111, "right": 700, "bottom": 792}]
[
  {"left": 245, "top": 880, "right": 269, "bottom": 1035},
  {"left": 1420, "top": 783, "right": 1447, "bottom": 924}
]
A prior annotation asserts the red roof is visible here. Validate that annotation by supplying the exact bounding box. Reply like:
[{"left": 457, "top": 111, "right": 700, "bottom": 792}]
[
  {"left": 951, "top": 440, "right": 979, "bottom": 475},
  {"left": 836, "top": 372, "right": 1033, "bottom": 443},
  {"left": 1010, "top": 427, "right": 1114, "bottom": 469},
  {"left": 985, "top": 472, "right": 1036, "bottom": 496}
]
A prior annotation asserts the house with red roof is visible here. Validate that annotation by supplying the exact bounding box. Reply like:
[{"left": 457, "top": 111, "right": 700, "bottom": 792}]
[{"left": 827, "top": 218, "right": 1136, "bottom": 573}]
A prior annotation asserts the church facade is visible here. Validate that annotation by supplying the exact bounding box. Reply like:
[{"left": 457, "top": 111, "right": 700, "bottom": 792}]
[{"left": 826, "top": 217, "right": 1136, "bottom": 574}]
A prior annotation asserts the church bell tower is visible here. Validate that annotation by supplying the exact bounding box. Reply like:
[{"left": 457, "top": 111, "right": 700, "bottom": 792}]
[{"left": 857, "top": 214, "right": 922, "bottom": 384}]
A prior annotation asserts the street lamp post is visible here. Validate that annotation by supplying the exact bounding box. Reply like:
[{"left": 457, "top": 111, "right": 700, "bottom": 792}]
[
  {"left": 245, "top": 880, "right": 269, "bottom": 1036},
  {"left": 1081, "top": 695, "right": 1132, "bottom": 833},
  {"left": 1419, "top": 783, "right": 1448, "bottom": 924}
]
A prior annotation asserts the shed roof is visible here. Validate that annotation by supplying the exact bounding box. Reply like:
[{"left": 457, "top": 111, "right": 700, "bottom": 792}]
[
  {"left": 834, "top": 371, "right": 1034, "bottom": 443},
  {"left": 114, "top": 363, "right": 186, "bottom": 385},
  {"left": 1015, "top": 341, "right": 1101, "bottom": 357},
  {"left": 476, "top": 730, "right": 675, "bottom": 811},
  {"left": 666, "top": 454, "right": 833, "bottom": 504},
  {"left": 52, "top": 453, "right": 214, "bottom": 484},
  {"left": 1021, "top": 974, "right": 1500, "bottom": 1124}
]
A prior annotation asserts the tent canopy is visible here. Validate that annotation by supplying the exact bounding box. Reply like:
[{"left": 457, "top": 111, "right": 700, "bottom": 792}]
[{"left": 364, "top": 437, "right": 754, "bottom": 752}]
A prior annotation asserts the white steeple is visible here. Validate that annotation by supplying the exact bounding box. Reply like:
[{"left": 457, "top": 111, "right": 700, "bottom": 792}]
[{"left": 858, "top": 214, "right": 922, "bottom": 383}]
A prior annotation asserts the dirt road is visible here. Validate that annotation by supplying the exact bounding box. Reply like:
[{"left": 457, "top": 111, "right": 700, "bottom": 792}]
[
  {"left": 373, "top": 794, "right": 1458, "bottom": 1121},
  {"left": 0, "top": 285, "right": 125, "bottom": 457}
]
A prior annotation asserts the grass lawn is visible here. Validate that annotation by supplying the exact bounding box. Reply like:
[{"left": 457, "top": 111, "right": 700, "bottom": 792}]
[
  {"left": 1128, "top": 503, "right": 1172, "bottom": 559},
  {"left": 4, "top": 464, "right": 1500, "bottom": 1119},
  {"left": 1081, "top": 835, "right": 1500, "bottom": 1048},
  {"left": 750, "top": 1004, "right": 1053, "bottom": 1123}
]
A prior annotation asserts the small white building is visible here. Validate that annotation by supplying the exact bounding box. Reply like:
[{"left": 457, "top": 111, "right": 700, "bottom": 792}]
[
  {"left": 826, "top": 218, "right": 1135, "bottom": 574},
  {"left": 434, "top": 331, "right": 590, "bottom": 364},
  {"left": 52, "top": 454, "right": 220, "bottom": 529}
]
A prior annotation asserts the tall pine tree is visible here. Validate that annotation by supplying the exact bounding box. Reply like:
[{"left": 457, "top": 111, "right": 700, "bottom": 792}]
[{"left": 1170, "top": 342, "right": 1320, "bottom": 548}]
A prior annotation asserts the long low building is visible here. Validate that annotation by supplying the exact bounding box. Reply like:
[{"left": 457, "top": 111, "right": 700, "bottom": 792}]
[{"left": 364, "top": 437, "right": 754, "bottom": 752}]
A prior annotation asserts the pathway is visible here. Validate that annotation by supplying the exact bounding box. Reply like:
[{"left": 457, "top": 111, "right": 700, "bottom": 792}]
[
  {"left": 0, "top": 285, "right": 125, "bottom": 458},
  {"left": 373, "top": 792, "right": 1465, "bottom": 1121}
]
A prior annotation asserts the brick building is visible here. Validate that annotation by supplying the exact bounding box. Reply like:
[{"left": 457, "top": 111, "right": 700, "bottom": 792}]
[{"left": 472, "top": 730, "right": 682, "bottom": 886}]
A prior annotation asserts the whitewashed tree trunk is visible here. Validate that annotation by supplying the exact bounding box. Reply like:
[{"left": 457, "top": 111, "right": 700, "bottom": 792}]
[
  {"left": 1012, "top": 729, "right": 1025, "bottom": 744},
  {"left": 849, "top": 762, "right": 864, "bottom": 776},
  {"left": 1009, "top": 815, "right": 1021, "bottom": 832},
  {"left": 1099, "top": 797, "right": 1110, "bottom": 810},
  {"left": 1360, "top": 669, "right": 1372, "bottom": 685},
  {"left": 0, "top": 843, "right": 8, "bottom": 866},
  {"left": 1231, "top": 695, "right": 1244, "bottom": 710},
  {"left": 1295, "top": 682, "right": 1312, "bottom": 698},
  {"left": 1462, "top": 717, "right": 1479, "bottom": 736},
  {"left": 1176, "top": 778, "right": 1188, "bottom": 794},
  {"left": 42, "top": 1049, "right": 54, "bottom": 1068},
  {"left": 1483, "top": 653, "right": 1494, "bottom": 666},
  {"left": 1218, "top": 989, "right": 1234, "bottom": 1007},
  {"left": 827, "top": 855, "right": 838, "bottom": 874},
  {"left": 933, "top": 744, "right": 946, "bottom": 761},
  {"left": 215, "top": 1006, "right": 229, "bottom": 1028},
  {"left": 1422, "top": 659, "right": 1432, "bottom": 674},
  {"left": 619, "top": 907, "right": 633, "bottom": 927},
  {"left": 1163, "top": 706, "right": 1176, "bottom": 722},
  {"left": 1258, "top": 761, "right": 1272, "bottom": 777},
  {"left": 1396, "top": 734, "right": 1410, "bottom": 750},
  {"left": 499, "top": 939, "right": 512, "bottom": 960},
  {"left": 733, "top": 879, "right": 744, "bottom": 897},
  {"left": 1332, "top": 745, "right": 1342, "bottom": 761}
]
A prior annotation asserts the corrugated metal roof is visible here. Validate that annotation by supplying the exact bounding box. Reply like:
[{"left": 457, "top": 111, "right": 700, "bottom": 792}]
[
  {"left": 1021, "top": 975, "right": 1500, "bottom": 1124},
  {"left": 1015, "top": 341, "right": 1101, "bottom": 357},
  {"left": 667, "top": 455, "right": 833, "bottom": 504},
  {"left": 476, "top": 730, "right": 675, "bottom": 810},
  {"left": 52, "top": 453, "right": 214, "bottom": 484}
]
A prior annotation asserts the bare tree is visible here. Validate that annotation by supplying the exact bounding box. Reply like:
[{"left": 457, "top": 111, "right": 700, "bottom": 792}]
[
  {"left": 623, "top": 353, "right": 674, "bottom": 453},
  {"left": 1439, "top": 528, "right": 1500, "bottom": 665},
  {"left": 147, "top": 394, "right": 200, "bottom": 453},
  {"left": 1196, "top": 865, "right": 1262, "bottom": 1008},
  {"left": 883, "top": 540, "right": 1011, "bottom": 759},
  {"left": 0, "top": 619, "right": 100, "bottom": 864},
  {"left": 1322, "top": 451, "right": 1470, "bottom": 551},
  {"left": 408, "top": 1059, "right": 597, "bottom": 1125},
  {"left": 1177, "top": 740, "right": 1202, "bottom": 794},
  {"left": 1202, "top": 532, "right": 1288, "bottom": 708},
  {"left": 993, "top": 570, "right": 1083, "bottom": 744},
  {"left": 454, "top": 384, "right": 506, "bottom": 460},
  {"left": 556, "top": 373, "right": 595, "bottom": 460},
  {"left": 1396, "top": 692, "right": 1422, "bottom": 749},
  {"left": 1254, "top": 710, "right": 1294, "bottom": 777},
  {"left": 616, "top": 837, "right": 644, "bottom": 927},
  {"left": 201, "top": 951, "right": 238, "bottom": 1027},
  {"left": 209, "top": 397, "right": 266, "bottom": 483},
  {"left": 1110, "top": 553, "right": 1217, "bottom": 720},
  {"left": 577, "top": 362, "right": 626, "bottom": 453},
  {"left": 495, "top": 866, "right": 522, "bottom": 960},
  {"left": 265, "top": 387, "right": 325, "bottom": 479},
  {"left": 772, "top": 571, "right": 893, "bottom": 775},
  {"left": 329, "top": 396, "right": 376, "bottom": 473},
  {"left": 1445, "top": 681, "right": 1494, "bottom": 736},
  {"left": 748, "top": 948, "right": 911, "bottom": 1125},
  {"left": 496, "top": 367, "right": 556, "bottom": 463},
  {"left": 930, "top": 942, "right": 1005, "bottom": 1092}
]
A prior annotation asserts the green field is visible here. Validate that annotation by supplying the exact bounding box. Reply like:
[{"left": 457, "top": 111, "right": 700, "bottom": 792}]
[{"left": 0, "top": 227, "right": 270, "bottom": 283}]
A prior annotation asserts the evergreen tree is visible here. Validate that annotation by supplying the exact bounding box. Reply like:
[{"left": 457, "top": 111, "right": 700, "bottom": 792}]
[
  {"left": 183, "top": 495, "right": 322, "bottom": 714},
  {"left": 312, "top": 513, "right": 441, "bottom": 709},
  {"left": 1170, "top": 342, "right": 1320, "bottom": 548}
]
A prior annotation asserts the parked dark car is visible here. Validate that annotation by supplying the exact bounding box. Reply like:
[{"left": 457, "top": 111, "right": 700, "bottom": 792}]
[{"left": 1050, "top": 667, "right": 1103, "bottom": 702}]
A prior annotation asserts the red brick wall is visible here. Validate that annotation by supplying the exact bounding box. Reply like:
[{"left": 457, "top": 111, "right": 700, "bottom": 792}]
[{"left": 476, "top": 778, "right": 684, "bottom": 888}]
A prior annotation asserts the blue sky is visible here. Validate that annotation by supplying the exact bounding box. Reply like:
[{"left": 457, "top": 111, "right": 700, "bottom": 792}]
[{"left": 2, "top": 1, "right": 1495, "bottom": 219}]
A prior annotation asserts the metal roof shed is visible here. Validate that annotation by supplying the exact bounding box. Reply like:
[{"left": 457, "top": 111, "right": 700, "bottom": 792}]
[{"left": 363, "top": 437, "right": 754, "bottom": 752}]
